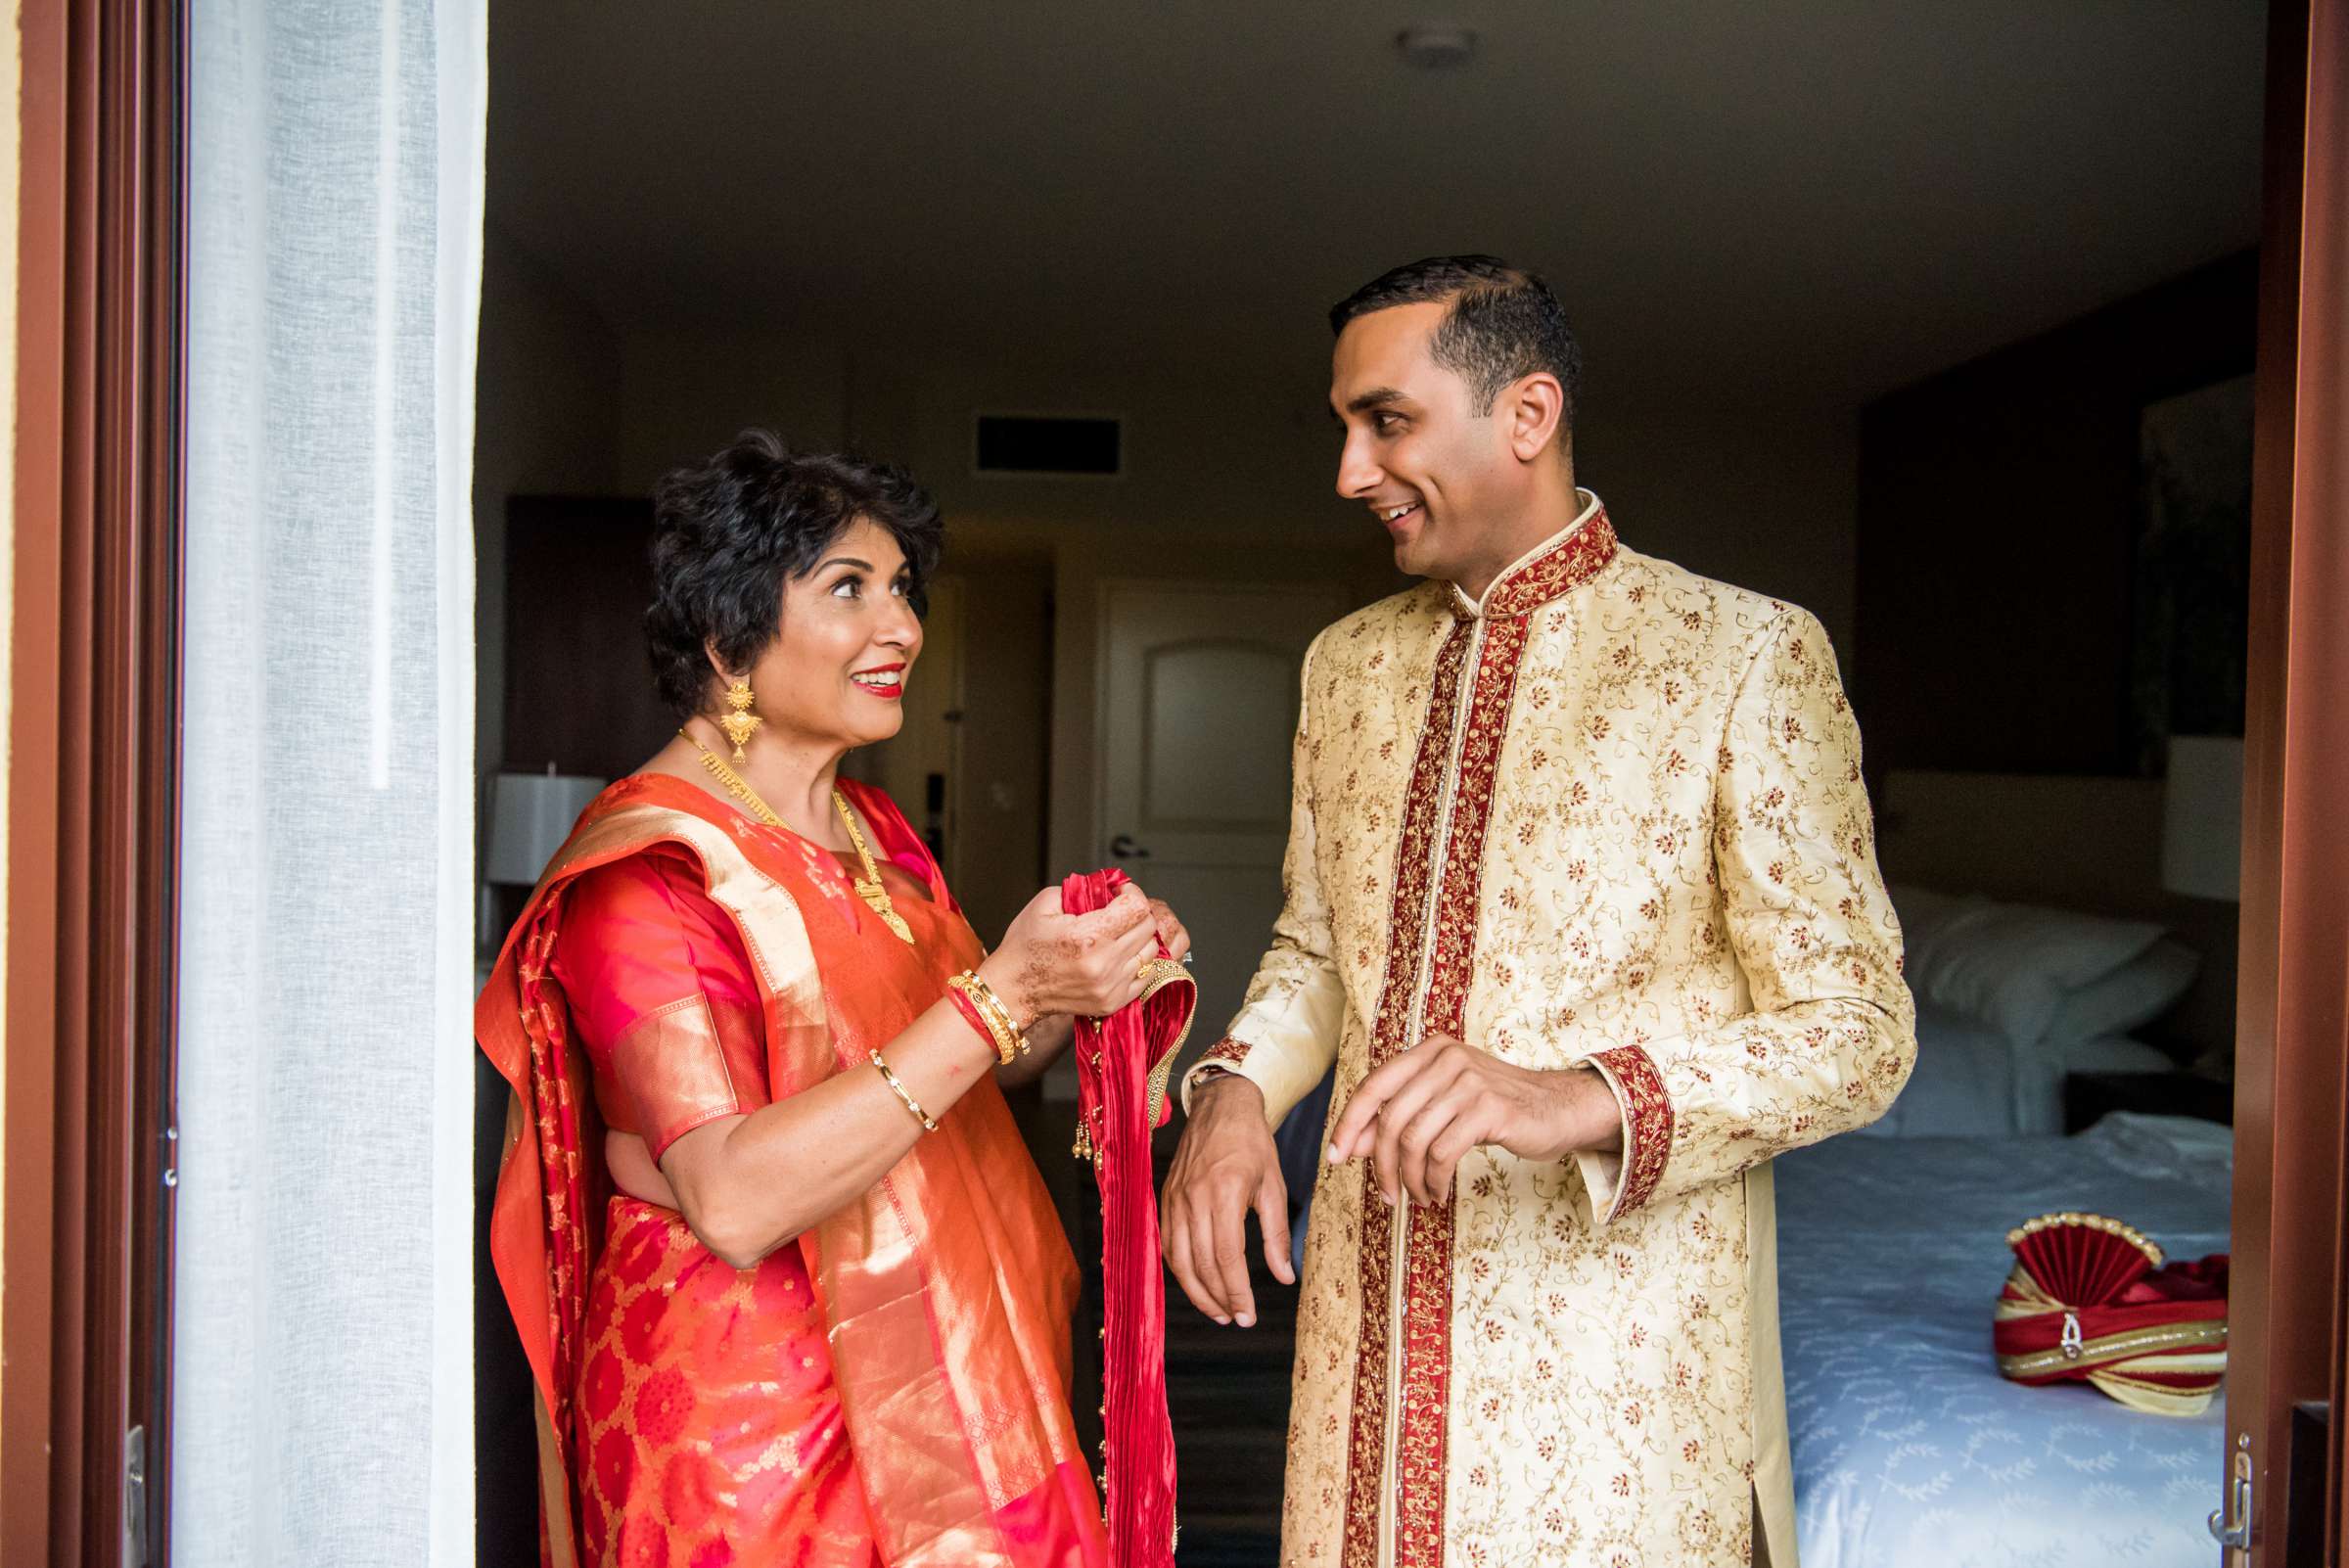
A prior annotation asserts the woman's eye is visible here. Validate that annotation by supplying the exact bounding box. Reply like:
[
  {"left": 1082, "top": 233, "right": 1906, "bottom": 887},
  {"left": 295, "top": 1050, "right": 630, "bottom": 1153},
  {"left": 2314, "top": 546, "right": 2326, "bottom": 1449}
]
[{"left": 830, "top": 577, "right": 861, "bottom": 599}]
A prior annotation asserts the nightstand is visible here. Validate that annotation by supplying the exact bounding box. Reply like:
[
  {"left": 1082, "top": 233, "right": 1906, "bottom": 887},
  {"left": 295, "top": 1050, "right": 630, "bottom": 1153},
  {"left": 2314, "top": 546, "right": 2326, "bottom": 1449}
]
[{"left": 2063, "top": 1071, "right": 2235, "bottom": 1135}]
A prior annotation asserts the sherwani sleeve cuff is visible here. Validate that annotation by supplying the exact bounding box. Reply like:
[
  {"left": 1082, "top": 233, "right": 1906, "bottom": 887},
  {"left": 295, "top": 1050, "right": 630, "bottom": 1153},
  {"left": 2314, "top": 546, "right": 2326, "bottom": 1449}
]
[
  {"left": 1179, "top": 1037, "right": 1277, "bottom": 1127},
  {"left": 1177, "top": 1010, "right": 1335, "bottom": 1130},
  {"left": 1571, "top": 1045, "right": 1676, "bottom": 1225}
]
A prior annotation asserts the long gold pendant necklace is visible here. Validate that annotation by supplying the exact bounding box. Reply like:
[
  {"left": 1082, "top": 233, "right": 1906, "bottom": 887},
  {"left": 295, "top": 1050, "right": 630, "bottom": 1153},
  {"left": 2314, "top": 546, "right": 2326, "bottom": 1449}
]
[{"left": 681, "top": 728, "right": 917, "bottom": 945}]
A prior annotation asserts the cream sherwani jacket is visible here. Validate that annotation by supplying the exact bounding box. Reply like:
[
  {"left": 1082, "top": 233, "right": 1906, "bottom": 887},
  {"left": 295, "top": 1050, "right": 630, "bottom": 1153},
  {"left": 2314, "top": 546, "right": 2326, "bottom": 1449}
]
[{"left": 1183, "top": 495, "right": 1916, "bottom": 1568}]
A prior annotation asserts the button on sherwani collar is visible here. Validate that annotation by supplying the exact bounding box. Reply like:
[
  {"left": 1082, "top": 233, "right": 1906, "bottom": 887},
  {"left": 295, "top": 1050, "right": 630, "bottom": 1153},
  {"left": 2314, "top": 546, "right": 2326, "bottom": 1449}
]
[{"left": 1450, "top": 489, "right": 1618, "bottom": 621}]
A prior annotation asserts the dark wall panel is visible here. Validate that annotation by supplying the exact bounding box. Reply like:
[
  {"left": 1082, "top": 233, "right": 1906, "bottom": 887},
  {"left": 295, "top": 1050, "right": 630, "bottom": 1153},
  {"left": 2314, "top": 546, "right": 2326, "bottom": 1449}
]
[
  {"left": 502, "top": 494, "right": 669, "bottom": 779},
  {"left": 1855, "top": 250, "right": 2258, "bottom": 778}
]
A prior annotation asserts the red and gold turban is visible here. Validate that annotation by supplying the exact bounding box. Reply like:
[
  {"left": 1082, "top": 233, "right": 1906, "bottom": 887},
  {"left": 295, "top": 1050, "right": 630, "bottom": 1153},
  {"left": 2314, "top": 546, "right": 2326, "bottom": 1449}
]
[{"left": 1992, "top": 1211, "right": 2228, "bottom": 1416}]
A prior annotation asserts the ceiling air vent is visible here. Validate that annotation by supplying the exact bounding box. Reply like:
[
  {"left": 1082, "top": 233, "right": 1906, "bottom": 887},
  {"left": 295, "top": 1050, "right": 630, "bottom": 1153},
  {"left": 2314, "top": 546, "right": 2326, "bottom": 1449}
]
[{"left": 972, "top": 412, "right": 1123, "bottom": 479}]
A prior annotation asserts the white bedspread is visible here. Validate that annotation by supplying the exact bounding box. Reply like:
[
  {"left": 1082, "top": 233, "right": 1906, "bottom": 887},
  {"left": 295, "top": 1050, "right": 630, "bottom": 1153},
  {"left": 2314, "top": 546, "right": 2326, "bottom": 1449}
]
[{"left": 1774, "top": 1115, "right": 2233, "bottom": 1568}]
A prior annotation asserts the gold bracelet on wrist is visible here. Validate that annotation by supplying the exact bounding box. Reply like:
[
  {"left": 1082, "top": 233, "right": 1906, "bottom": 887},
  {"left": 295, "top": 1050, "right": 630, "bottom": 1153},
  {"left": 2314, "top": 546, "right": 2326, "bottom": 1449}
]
[
  {"left": 977, "top": 985, "right": 1032, "bottom": 1057},
  {"left": 870, "top": 1049, "right": 938, "bottom": 1131},
  {"left": 947, "top": 972, "right": 1018, "bottom": 1065},
  {"left": 972, "top": 969, "right": 1032, "bottom": 1044},
  {"left": 950, "top": 969, "right": 1031, "bottom": 1059}
]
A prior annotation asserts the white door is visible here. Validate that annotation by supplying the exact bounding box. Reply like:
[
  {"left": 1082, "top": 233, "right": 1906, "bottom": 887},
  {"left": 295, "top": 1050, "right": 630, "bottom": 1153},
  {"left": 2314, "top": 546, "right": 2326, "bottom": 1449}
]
[{"left": 1096, "top": 581, "right": 1345, "bottom": 1081}]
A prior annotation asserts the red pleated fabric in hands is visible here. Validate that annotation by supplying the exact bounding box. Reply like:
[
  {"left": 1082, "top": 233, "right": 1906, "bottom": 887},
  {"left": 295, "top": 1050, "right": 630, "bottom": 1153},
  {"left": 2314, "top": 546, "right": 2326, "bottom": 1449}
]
[{"left": 1062, "top": 869, "right": 1196, "bottom": 1567}]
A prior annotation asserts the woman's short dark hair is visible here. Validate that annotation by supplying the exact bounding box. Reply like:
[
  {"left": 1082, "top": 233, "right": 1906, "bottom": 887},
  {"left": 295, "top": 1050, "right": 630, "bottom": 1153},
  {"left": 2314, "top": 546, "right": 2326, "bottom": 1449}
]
[{"left": 645, "top": 431, "right": 944, "bottom": 716}]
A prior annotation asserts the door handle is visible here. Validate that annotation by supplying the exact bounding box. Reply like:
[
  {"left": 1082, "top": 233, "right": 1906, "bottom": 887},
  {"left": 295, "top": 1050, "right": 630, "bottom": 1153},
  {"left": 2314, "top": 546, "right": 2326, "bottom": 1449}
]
[
  {"left": 2208, "top": 1435, "right": 2252, "bottom": 1555},
  {"left": 1109, "top": 834, "right": 1151, "bottom": 859}
]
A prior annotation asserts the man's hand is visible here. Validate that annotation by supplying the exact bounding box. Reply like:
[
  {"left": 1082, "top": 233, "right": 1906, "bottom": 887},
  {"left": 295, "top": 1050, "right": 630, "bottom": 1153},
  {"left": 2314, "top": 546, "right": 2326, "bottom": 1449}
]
[
  {"left": 1323, "top": 1038, "right": 1622, "bottom": 1206},
  {"left": 1162, "top": 1073, "right": 1294, "bottom": 1327}
]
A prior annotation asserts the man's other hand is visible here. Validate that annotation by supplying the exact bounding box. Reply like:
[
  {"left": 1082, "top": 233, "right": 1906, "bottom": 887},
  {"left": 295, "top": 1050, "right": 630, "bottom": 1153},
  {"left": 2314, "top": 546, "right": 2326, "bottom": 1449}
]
[
  {"left": 1162, "top": 1073, "right": 1294, "bottom": 1327},
  {"left": 1323, "top": 1037, "right": 1622, "bottom": 1206}
]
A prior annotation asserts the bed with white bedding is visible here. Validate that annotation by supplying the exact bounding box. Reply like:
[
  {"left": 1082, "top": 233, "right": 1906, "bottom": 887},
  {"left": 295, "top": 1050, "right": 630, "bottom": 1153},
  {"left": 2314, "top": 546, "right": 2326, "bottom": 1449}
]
[
  {"left": 1775, "top": 1114, "right": 2232, "bottom": 1568},
  {"left": 1855, "top": 1000, "right": 2173, "bottom": 1138},
  {"left": 1865, "top": 884, "right": 2205, "bottom": 1138}
]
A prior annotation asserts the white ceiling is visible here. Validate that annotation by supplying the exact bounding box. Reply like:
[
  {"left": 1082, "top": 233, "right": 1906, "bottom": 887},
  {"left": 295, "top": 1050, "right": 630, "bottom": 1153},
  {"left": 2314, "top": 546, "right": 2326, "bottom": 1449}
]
[{"left": 488, "top": 2, "right": 2268, "bottom": 411}]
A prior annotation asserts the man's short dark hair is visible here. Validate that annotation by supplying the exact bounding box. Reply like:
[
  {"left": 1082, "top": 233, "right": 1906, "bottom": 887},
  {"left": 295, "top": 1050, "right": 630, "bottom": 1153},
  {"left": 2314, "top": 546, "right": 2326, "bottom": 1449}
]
[
  {"left": 1329, "top": 254, "right": 1583, "bottom": 430},
  {"left": 645, "top": 430, "right": 944, "bottom": 716}
]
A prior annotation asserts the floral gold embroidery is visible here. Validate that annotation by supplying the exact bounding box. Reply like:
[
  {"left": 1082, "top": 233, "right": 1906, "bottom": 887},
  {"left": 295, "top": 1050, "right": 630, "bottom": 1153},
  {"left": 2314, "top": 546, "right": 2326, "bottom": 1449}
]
[{"left": 1202, "top": 1036, "right": 1254, "bottom": 1068}]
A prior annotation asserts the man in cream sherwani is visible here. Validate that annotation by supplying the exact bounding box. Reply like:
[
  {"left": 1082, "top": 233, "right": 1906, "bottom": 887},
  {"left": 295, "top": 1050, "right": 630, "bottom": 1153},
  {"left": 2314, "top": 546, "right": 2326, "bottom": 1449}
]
[{"left": 1161, "top": 255, "right": 1916, "bottom": 1568}]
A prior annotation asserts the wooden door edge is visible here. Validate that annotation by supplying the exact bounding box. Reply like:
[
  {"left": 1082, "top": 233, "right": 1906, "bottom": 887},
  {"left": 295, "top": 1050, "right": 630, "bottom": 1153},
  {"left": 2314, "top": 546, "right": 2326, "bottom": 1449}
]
[
  {"left": 2228, "top": 0, "right": 2349, "bottom": 1561},
  {"left": 3, "top": 0, "right": 186, "bottom": 1561}
]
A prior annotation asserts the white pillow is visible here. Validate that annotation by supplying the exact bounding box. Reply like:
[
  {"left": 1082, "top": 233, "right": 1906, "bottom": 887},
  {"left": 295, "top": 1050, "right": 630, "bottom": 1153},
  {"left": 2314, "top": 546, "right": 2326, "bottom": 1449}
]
[
  {"left": 1896, "top": 891, "right": 2167, "bottom": 1050},
  {"left": 2047, "top": 938, "right": 2200, "bottom": 1046},
  {"left": 1857, "top": 1000, "right": 2020, "bottom": 1136}
]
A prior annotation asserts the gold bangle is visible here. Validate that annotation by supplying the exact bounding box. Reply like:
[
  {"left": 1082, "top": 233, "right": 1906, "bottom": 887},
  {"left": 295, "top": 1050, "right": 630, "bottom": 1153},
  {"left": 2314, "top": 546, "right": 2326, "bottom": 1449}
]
[
  {"left": 950, "top": 969, "right": 1031, "bottom": 1059},
  {"left": 869, "top": 1049, "right": 937, "bottom": 1131},
  {"left": 977, "top": 986, "right": 1031, "bottom": 1057},
  {"left": 947, "top": 973, "right": 1017, "bottom": 1065},
  {"left": 970, "top": 969, "right": 1030, "bottom": 1041}
]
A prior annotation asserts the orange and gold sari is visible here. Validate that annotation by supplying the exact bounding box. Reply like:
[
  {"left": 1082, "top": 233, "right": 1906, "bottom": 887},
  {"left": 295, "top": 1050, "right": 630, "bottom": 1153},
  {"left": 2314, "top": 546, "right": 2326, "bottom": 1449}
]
[{"left": 480, "top": 774, "right": 1107, "bottom": 1568}]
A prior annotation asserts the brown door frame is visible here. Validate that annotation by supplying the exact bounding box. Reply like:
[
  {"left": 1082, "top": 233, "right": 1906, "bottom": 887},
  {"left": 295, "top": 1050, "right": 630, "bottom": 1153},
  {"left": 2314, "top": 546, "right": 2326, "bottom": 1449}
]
[
  {"left": 2228, "top": 0, "right": 2349, "bottom": 1562},
  {"left": 2, "top": 0, "right": 185, "bottom": 1563}
]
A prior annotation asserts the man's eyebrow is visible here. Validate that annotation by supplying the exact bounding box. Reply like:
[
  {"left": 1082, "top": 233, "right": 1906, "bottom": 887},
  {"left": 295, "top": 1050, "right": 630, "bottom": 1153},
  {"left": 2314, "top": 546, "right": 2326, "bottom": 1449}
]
[{"left": 1344, "top": 388, "right": 1410, "bottom": 416}]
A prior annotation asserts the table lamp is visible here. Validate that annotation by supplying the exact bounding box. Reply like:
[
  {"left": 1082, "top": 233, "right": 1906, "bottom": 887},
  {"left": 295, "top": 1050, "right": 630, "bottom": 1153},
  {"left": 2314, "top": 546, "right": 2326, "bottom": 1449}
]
[{"left": 484, "top": 766, "right": 608, "bottom": 888}]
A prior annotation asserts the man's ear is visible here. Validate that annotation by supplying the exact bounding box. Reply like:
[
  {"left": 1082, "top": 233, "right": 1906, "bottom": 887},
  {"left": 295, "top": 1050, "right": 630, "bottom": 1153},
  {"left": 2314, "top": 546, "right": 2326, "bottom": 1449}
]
[{"left": 1503, "top": 372, "right": 1566, "bottom": 464}]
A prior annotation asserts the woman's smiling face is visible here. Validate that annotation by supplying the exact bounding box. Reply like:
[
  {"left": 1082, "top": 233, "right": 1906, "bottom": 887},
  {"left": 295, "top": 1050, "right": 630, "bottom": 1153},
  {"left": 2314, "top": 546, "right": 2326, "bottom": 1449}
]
[{"left": 738, "top": 516, "right": 924, "bottom": 752}]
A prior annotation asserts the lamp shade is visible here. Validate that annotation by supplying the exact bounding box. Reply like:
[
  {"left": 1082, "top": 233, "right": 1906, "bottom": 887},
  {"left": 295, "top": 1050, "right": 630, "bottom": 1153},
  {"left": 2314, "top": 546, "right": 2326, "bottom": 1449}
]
[
  {"left": 2160, "top": 736, "right": 2243, "bottom": 901},
  {"left": 484, "top": 769, "right": 607, "bottom": 886}
]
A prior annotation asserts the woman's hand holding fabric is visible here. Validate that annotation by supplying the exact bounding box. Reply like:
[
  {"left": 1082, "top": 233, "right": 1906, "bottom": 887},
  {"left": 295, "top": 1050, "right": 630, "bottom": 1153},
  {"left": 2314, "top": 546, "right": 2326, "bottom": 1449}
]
[
  {"left": 980, "top": 882, "right": 1166, "bottom": 1024},
  {"left": 1143, "top": 897, "right": 1191, "bottom": 965}
]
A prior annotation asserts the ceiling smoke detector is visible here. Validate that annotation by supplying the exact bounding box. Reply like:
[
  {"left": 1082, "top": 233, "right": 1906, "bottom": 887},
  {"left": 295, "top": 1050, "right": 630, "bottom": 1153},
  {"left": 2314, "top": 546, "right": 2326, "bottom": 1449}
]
[{"left": 1396, "top": 23, "right": 1477, "bottom": 70}]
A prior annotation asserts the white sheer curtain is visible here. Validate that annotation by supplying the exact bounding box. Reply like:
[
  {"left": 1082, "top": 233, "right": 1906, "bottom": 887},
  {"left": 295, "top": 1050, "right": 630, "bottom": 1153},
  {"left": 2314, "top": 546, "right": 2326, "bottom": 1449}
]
[{"left": 176, "top": 1, "right": 484, "bottom": 1562}]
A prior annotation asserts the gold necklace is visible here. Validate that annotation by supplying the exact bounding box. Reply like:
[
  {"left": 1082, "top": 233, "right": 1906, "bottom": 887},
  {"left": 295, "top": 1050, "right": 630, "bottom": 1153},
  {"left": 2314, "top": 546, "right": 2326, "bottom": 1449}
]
[
  {"left": 827, "top": 790, "right": 918, "bottom": 944},
  {"left": 681, "top": 729, "right": 917, "bottom": 944}
]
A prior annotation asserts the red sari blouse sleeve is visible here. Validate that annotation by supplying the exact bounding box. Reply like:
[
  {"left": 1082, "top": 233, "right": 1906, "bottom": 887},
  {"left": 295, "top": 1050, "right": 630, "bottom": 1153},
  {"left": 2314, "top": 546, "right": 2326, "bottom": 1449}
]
[{"left": 551, "top": 845, "right": 770, "bottom": 1162}]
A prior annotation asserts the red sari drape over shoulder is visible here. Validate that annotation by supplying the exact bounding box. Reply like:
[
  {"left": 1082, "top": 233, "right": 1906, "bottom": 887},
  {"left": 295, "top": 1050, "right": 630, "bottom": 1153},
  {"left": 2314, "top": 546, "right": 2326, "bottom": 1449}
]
[{"left": 479, "top": 774, "right": 1108, "bottom": 1568}]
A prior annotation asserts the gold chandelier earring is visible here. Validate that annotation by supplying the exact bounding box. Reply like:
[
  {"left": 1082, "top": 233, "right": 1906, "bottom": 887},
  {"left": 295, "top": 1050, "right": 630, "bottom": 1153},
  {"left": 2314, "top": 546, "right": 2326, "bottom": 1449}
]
[{"left": 717, "top": 676, "right": 762, "bottom": 762}]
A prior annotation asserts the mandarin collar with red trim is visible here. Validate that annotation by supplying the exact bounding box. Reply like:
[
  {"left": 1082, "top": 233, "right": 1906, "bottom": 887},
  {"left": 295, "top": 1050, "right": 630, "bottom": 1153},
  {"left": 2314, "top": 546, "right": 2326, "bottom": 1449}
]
[{"left": 1450, "top": 489, "right": 1618, "bottom": 622}]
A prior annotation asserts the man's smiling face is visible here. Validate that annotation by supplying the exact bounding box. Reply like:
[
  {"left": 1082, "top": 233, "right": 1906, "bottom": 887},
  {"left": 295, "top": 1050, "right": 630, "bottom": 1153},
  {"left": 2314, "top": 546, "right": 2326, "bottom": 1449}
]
[{"left": 1329, "top": 300, "right": 1520, "bottom": 583}]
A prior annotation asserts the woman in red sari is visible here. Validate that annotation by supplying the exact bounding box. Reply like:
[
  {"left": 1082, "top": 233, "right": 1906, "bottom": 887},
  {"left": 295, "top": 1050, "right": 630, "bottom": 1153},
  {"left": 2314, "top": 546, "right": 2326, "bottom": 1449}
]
[{"left": 481, "top": 433, "right": 1184, "bottom": 1568}]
